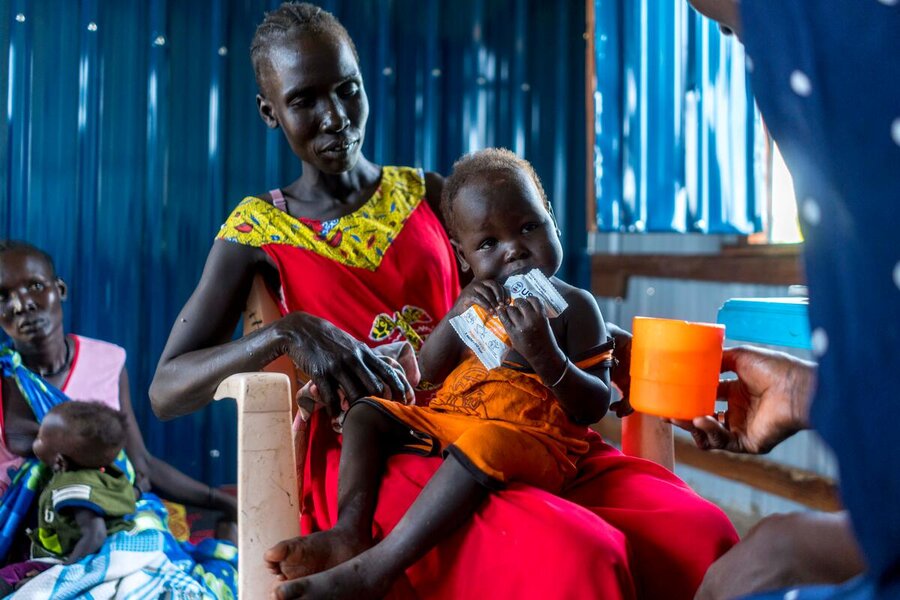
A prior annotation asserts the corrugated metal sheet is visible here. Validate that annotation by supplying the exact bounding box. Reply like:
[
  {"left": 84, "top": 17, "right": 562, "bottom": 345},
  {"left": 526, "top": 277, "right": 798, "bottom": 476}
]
[
  {"left": 1, "top": 0, "right": 588, "bottom": 483},
  {"left": 594, "top": 0, "right": 763, "bottom": 234}
]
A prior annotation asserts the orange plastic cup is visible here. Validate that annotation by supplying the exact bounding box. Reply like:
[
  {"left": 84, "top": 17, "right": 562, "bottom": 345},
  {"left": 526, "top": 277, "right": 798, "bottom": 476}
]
[{"left": 629, "top": 317, "right": 725, "bottom": 420}]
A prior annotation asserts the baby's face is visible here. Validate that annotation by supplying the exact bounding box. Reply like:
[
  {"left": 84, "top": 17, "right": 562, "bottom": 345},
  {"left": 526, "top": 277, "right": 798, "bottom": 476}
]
[
  {"left": 32, "top": 413, "right": 69, "bottom": 470},
  {"left": 451, "top": 170, "right": 563, "bottom": 283}
]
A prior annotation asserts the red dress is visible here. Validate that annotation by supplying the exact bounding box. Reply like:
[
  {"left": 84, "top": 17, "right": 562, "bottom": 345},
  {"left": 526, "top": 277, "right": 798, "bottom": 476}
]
[{"left": 218, "top": 166, "right": 737, "bottom": 599}]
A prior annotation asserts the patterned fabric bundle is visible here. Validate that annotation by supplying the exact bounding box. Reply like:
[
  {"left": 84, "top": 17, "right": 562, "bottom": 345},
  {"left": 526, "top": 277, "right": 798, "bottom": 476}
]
[{"left": 0, "top": 342, "right": 238, "bottom": 599}]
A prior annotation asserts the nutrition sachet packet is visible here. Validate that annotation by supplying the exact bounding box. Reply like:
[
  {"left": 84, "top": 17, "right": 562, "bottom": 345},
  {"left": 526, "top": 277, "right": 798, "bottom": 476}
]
[{"left": 448, "top": 269, "right": 568, "bottom": 369}]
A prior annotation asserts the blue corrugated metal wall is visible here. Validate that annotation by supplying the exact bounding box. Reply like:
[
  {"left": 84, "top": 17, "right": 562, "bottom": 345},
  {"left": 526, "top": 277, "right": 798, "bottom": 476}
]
[
  {"left": 593, "top": 0, "right": 763, "bottom": 233},
  {"left": 1, "top": 0, "right": 588, "bottom": 483}
]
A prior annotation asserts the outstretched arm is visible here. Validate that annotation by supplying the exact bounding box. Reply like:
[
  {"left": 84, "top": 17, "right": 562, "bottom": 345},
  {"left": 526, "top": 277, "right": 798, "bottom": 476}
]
[
  {"left": 150, "top": 239, "right": 404, "bottom": 420},
  {"left": 149, "top": 240, "right": 281, "bottom": 418},
  {"left": 697, "top": 511, "right": 864, "bottom": 599},
  {"left": 117, "top": 368, "right": 236, "bottom": 518},
  {"left": 117, "top": 368, "right": 152, "bottom": 491},
  {"left": 147, "top": 456, "right": 237, "bottom": 520},
  {"left": 67, "top": 508, "right": 107, "bottom": 564}
]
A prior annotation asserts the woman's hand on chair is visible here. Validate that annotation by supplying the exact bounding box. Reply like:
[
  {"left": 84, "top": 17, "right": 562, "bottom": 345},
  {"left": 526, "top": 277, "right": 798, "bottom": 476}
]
[
  {"left": 277, "top": 312, "right": 407, "bottom": 415},
  {"left": 297, "top": 352, "right": 416, "bottom": 413}
]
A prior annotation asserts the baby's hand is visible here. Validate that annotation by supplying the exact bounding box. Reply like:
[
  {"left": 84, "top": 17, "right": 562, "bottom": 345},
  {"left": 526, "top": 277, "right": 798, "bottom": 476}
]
[
  {"left": 215, "top": 518, "right": 238, "bottom": 546},
  {"left": 496, "top": 296, "right": 556, "bottom": 364},
  {"left": 134, "top": 470, "right": 151, "bottom": 496},
  {"left": 452, "top": 279, "right": 510, "bottom": 316},
  {"left": 607, "top": 323, "right": 634, "bottom": 417}
]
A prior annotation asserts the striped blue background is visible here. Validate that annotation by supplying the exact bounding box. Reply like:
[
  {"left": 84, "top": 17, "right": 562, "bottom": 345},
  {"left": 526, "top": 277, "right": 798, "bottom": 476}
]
[
  {"left": 594, "top": 0, "right": 762, "bottom": 233},
  {"left": 1, "top": 0, "right": 588, "bottom": 482}
]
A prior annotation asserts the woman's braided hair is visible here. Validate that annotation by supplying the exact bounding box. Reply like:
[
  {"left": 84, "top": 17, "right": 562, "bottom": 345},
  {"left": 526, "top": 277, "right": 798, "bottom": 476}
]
[{"left": 250, "top": 2, "right": 358, "bottom": 92}]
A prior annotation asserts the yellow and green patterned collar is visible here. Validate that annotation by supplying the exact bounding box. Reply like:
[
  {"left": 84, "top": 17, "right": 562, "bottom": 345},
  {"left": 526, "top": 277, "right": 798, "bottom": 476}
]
[{"left": 217, "top": 166, "right": 425, "bottom": 271}]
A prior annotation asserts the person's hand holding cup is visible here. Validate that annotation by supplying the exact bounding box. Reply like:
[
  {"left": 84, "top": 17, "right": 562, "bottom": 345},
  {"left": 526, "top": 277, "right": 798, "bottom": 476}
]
[{"left": 673, "top": 345, "right": 815, "bottom": 454}]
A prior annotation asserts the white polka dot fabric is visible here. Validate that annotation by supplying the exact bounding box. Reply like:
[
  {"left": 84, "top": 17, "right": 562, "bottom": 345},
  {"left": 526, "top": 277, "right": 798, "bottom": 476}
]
[
  {"left": 790, "top": 70, "right": 812, "bottom": 96},
  {"left": 801, "top": 198, "right": 821, "bottom": 226},
  {"left": 811, "top": 327, "right": 829, "bottom": 357}
]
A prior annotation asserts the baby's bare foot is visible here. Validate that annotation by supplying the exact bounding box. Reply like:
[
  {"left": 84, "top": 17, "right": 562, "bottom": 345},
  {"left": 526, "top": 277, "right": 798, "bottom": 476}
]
[
  {"left": 264, "top": 529, "right": 372, "bottom": 580},
  {"left": 274, "top": 556, "right": 392, "bottom": 600}
]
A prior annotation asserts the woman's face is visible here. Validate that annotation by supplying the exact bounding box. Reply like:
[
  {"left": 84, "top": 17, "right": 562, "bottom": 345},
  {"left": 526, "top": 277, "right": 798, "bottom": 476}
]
[
  {"left": 0, "top": 250, "right": 66, "bottom": 346},
  {"left": 257, "top": 32, "right": 368, "bottom": 174}
]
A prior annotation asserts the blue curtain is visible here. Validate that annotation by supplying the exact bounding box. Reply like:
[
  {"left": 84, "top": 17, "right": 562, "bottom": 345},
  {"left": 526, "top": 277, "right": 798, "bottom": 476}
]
[
  {"left": 594, "top": 0, "right": 763, "bottom": 234},
  {"left": 1, "top": 0, "right": 588, "bottom": 483}
]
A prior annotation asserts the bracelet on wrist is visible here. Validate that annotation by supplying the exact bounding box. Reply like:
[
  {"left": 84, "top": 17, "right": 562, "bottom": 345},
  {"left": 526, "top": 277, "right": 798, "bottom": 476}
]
[{"left": 547, "top": 356, "right": 570, "bottom": 388}]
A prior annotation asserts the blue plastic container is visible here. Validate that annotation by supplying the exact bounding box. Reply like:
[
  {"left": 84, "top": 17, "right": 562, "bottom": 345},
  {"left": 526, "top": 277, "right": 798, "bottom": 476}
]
[{"left": 716, "top": 298, "right": 811, "bottom": 350}]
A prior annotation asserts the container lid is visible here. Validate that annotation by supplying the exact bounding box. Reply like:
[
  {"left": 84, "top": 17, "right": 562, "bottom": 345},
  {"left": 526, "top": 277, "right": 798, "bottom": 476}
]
[{"left": 716, "top": 297, "right": 811, "bottom": 349}]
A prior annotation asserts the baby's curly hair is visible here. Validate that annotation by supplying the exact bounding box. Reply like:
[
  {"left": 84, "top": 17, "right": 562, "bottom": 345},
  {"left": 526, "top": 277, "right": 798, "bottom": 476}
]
[
  {"left": 440, "top": 148, "right": 550, "bottom": 238},
  {"left": 49, "top": 402, "right": 128, "bottom": 469},
  {"left": 250, "top": 2, "right": 358, "bottom": 93}
]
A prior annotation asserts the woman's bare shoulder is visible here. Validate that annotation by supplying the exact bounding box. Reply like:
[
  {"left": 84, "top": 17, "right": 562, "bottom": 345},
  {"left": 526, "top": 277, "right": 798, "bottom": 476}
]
[{"left": 206, "top": 238, "right": 271, "bottom": 280}]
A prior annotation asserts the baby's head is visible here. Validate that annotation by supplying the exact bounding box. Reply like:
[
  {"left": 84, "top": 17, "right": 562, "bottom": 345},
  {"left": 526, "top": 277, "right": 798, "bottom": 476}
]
[
  {"left": 441, "top": 148, "right": 562, "bottom": 283},
  {"left": 33, "top": 402, "right": 128, "bottom": 472}
]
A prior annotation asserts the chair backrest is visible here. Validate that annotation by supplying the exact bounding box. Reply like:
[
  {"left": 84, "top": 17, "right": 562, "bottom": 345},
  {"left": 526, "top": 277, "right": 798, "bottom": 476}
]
[{"left": 243, "top": 275, "right": 302, "bottom": 413}]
